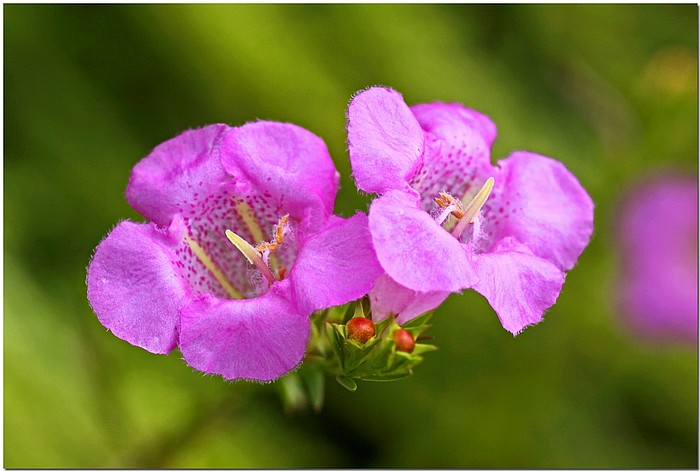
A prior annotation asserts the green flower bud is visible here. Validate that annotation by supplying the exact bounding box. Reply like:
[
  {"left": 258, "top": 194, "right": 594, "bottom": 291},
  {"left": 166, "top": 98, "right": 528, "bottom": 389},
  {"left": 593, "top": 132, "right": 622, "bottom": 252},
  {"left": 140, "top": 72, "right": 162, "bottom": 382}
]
[
  {"left": 393, "top": 329, "right": 415, "bottom": 353},
  {"left": 346, "top": 317, "right": 375, "bottom": 344}
]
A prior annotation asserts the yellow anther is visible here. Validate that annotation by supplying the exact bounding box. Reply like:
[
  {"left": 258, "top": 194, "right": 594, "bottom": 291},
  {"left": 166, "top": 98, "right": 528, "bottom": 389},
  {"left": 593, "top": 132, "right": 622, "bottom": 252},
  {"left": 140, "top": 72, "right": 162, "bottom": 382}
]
[
  {"left": 451, "top": 177, "right": 495, "bottom": 238},
  {"left": 275, "top": 214, "right": 289, "bottom": 245},
  {"left": 256, "top": 242, "right": 279, "bottom": 253},
  {"left": 435, "top": 192, "right": 465, "bottom": 219},
  {"left": 225, "top": 229, "right": 276, "bottom": 285},
  {"left": 255, "top": 213, "right": 290, "bottom": 255},
  {"left": 185, "top": 236, "right": 243, "bottom": 299}
]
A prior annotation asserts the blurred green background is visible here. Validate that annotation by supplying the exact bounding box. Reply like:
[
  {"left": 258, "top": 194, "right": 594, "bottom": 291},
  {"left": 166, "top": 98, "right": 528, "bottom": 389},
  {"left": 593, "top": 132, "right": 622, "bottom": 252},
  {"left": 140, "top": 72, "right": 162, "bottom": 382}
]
[{"left": 4, "top": 4, "right": 698, "bottom": 468}]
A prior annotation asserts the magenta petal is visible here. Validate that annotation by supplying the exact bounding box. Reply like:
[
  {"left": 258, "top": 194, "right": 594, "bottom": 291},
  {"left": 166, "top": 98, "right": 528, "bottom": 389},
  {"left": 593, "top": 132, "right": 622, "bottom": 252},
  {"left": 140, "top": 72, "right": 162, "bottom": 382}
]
[
  {"left": 347, "top": 87, "right": 424, "bottom": 194},
  {"left": 408, "top": 102, "right": 496, "bottom": 205},
  {"left": 471, "top": 237, "right": 564, "bottom": 335},
  {"left": 411, "top": 101, "right": 497, "bottom": 154},
  {"left": 86, "top": 219, "right": 191, "bottom": 354},
  {"left": 369, "top": 274, "right": 450, "bottom": 325},
  {"left": 290, "top": 213, "right": 383, "bottom": 313},
  {"left": 126, "top": 124, "right": 232, "bottom": 227},
  {"left": 484, "top": 151, "right": 594, "bottom": 271},
  {"left": 219, "top": 121, "right": 339, "bottom": 224},
  {"left": 179, "top": 280, "right": 308, "bottom": 382},
  {"left": 369, "top": 190, "right": 478, "bottom": 293}
]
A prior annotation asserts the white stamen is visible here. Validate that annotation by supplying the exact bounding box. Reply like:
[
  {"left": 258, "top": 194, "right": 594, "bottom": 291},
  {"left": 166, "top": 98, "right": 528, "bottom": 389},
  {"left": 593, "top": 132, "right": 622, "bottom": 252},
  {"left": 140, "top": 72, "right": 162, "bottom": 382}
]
[{"left": 435, "top": 204, "right": 458, "bottom": 225}]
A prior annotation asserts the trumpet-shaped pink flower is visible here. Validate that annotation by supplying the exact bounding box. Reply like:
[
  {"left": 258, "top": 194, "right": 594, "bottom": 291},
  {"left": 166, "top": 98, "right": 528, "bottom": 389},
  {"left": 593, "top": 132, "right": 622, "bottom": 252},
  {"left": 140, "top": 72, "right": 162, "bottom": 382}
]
[
  {"left": 347, "top": 87, "right": 594, "bottom": 334},
  {"left": 87, "top": 122, "right": 382, "bottom": 381},
  {"left": 617, "top": 175, "right": 698, "bottom": 345}
]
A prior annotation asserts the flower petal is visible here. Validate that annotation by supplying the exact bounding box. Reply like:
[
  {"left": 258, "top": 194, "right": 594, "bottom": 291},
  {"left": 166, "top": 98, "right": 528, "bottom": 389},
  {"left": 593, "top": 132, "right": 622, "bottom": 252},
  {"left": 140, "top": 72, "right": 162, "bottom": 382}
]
[
  {"left": 476, "top": 151, "right": 594, "bottom": 271},
  {"left": 407, "top": 103, "right": 497, "bottom": 210},
  {"left": 219, "top": 121, "right": 339, "bottom": 229},
  {"left": 179, "top": 279, "right": 309, "bottom": 382},
  {"left": 369, "top": 190, "right": 478, "bottom": 293},
  {"left": 411, "top": 102, "right": 497, "bottom": 150},
  {"left": 86, "top": 219, "right": 191, "bottom": 354},
  {"left": 126, "top": 124, "right": 232, "bottom": 226},
  {"left": 617, "top": 175, "right": 698, "bottom": 343},
  {"left": 347, "top": 86, "right": 424, "bottom": 194},
  {"left": 369, "top": 274, "right": 450, "bottom": 325},
  {"left": 290, "top": 213, "right": 383, "bottom": 313},
  {"left": 471, "top": 237, "right": 564, "bottom": 335}
]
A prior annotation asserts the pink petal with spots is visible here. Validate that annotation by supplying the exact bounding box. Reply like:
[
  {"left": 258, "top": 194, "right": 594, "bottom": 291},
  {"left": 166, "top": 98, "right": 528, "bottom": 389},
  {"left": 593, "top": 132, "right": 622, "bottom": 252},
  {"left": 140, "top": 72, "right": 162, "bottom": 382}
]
[
  {"left": 87, "top": 219, "right": 191, "bottom": 354},
  {"left": 347, "top": 87, "right": 424, "bottom": 194},
  {"left": 179, "top": 279, "right": 309, "bottom": 382},
  {"left": 369, "top": 190, "right": 478, "bottom": 293},
  {"left": 369, "top": 274, "right": 450, "bottom": 324},
  {"left": 471, "top": 237, "right": 564, "bottom": 335},
  {"left": 478, "top": 151, "right": 594, "bottom": 271},
  {"left": 127, "top": 124, "right": 232, "bottom": 227},
  {"left": 290, "top": 213, "right": 383, "bottom": 313},
  {"left": 219, "top": 121, "right": 339, "bottom": 229},
  {"left": 407, "top": 102, "right": 496, "bottom": 209}
]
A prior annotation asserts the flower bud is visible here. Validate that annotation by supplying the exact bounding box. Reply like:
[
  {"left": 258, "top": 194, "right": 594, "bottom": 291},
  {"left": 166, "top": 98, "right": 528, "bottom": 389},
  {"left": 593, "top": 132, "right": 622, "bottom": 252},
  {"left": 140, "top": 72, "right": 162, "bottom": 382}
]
[
  {"left": 393, "top": 329, "right": 415, "bottom": 353},
  {"left": 346, "top": 317, "right": 375, "bottom": 344}
]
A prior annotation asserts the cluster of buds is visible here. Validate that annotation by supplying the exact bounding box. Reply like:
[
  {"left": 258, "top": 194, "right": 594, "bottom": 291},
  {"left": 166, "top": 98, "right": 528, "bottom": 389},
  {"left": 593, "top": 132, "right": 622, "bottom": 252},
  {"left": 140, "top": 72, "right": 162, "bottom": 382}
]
[
  {"left": 277, "top": 299, "right": 437, "bottom": 413},
  {"left": 347, "top": 317, "right": 416, "bottom": 354},
  {"left": 306, "top": 299, "right": 437, "bottom": 391}
]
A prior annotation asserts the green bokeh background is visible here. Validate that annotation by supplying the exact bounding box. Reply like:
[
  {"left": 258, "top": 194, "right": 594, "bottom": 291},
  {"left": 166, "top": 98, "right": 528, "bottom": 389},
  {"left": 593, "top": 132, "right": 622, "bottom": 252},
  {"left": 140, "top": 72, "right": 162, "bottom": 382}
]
[{"left": 4, "top": 4, "right": 698, "bottom": 468}]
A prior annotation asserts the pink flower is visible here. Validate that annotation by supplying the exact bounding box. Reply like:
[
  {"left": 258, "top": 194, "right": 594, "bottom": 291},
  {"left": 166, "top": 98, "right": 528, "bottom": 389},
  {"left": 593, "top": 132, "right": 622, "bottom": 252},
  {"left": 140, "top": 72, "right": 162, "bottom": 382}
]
[
  {"left": 87, "top": 122, "right": 381, "bottom": 381},
  {"left": 617, "top": 175, "right": 698, "bottom": 345},
  {"left": 347, "top": 87, "right": 594, "bottom": 334}
]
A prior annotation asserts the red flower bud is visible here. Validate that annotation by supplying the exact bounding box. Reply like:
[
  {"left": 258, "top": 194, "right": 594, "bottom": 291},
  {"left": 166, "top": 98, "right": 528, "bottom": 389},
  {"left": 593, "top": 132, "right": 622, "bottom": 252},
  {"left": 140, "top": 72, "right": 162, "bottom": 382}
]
[
  {"left": 346, "top": 317, "right": 375, "bottom": 344},
  {"left": 393, "top": 329, "right": 415, "bottom": 353}
]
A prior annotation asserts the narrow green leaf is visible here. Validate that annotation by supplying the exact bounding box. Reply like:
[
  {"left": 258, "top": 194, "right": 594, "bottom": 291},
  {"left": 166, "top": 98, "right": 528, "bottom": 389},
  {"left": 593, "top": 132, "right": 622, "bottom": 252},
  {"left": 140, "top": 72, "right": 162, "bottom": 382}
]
[
  {"left": 277, "top": 373, "right": 308, "bottom": 414},
  {"left": 412, "top": 343, "right": 439, "bottom": 355},
  {"left": 300, "top": 365, "right": 325, "bottom": 414},
  {"left": 336, "top": 376, "right": 357, "bottom": 391}
]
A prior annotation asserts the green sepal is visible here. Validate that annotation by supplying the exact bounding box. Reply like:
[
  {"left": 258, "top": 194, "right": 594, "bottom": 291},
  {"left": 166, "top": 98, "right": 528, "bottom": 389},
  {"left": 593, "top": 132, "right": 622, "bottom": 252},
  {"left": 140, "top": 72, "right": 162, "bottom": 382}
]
[
  {"left": 373, "top": 315, "right": 396, "bottom": 335},
  {"left": 325, "top": 322, "right": 344, "bottom": 367},
  {"left": 400, "top": 310, "right": 435, "bottom": 338}
]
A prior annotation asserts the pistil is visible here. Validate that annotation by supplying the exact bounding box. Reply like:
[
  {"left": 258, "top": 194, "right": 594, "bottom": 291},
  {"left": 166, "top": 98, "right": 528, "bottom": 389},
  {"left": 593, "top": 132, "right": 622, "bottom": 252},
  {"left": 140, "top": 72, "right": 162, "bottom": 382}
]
[
  {"left": 451, "top": 177, "right": 494, "bottom": 239},
  {"left": 225, "top": 230, "right": 277, "bottom": 285},
  {"left": 225, "top": 213, "right": 291, "bottom": 288}
]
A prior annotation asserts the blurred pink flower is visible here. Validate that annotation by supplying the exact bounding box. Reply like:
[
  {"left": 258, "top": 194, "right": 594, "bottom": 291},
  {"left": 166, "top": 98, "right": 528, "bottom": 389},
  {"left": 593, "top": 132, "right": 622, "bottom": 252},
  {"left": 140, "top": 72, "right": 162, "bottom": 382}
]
[{"left": 617, "top": 174, "right": 698, "bottom": 344}]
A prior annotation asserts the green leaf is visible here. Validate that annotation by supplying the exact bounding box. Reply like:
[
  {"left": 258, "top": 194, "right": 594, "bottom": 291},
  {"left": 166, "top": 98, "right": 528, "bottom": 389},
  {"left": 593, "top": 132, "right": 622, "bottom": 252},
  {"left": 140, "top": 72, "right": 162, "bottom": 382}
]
[
  {"left": 300, "top": 365, "right": 325, "bottom": 413},
  {"left": 361, "top": 370, "right": 415, "bottom": 382},
  {"left": 278, "top": 373, "right": 308, "bottom": 414},
  {"left": 336, "top": 376, "right": 357, "bottom": 391},
  {"left": 401, "top": 310, "right": 434, "bottom": 329},
  {"left": 412, "top": 343, "right": 439, "bottom": 355},
  {"left": 325, "top": 323, "right": 344, "bottom": 367}
]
